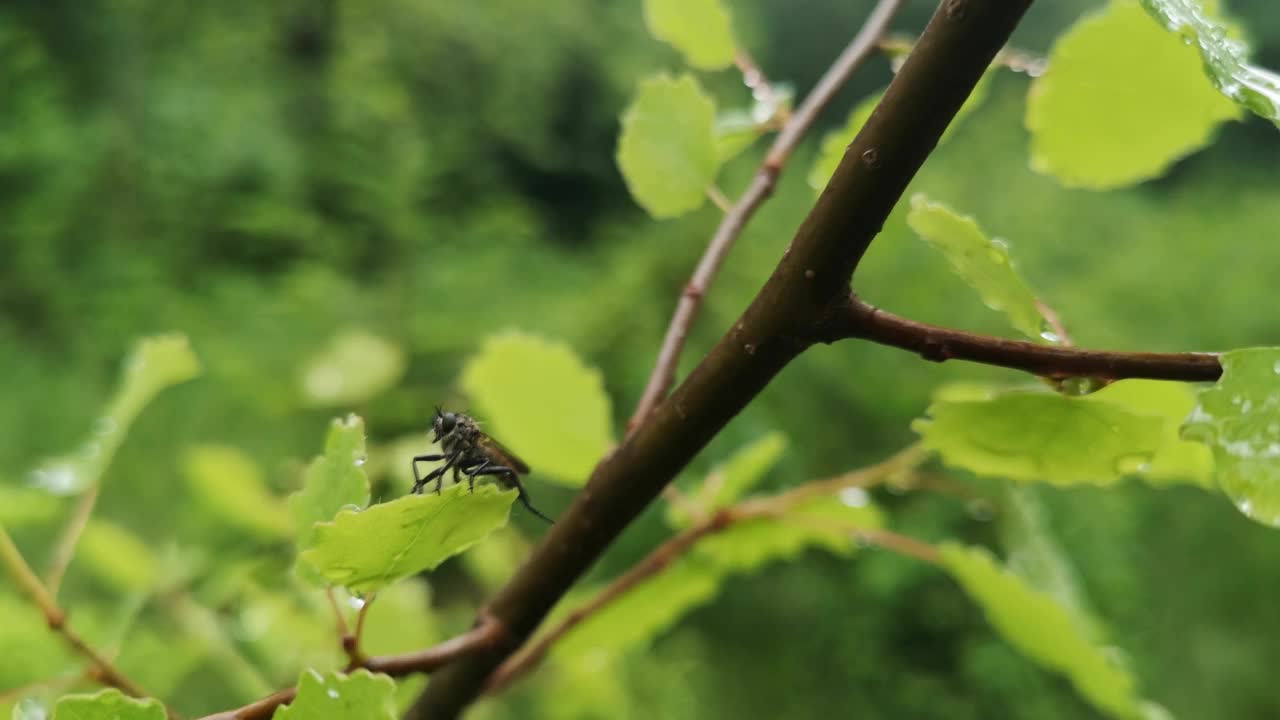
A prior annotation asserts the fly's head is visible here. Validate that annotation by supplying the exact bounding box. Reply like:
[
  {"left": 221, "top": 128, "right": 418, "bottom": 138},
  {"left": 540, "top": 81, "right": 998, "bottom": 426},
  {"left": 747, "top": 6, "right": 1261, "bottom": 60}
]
[{"left": 431, "top": 406, "right": 458, "bottom": 444}]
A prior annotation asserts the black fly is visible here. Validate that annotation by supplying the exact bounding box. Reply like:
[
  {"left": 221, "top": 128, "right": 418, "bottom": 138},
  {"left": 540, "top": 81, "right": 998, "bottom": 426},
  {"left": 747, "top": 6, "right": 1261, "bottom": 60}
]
[{"left": 411, "top": 408, "right": 554, "bottom": 524}]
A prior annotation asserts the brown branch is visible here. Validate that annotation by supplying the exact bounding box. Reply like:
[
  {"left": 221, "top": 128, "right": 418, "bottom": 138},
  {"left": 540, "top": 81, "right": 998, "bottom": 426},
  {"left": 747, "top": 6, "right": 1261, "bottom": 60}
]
[
  {"left": 485, "top": 509, "right": 747, "bottom": 693},
  {"left": 0, "top": 525, "right": 169, "bottom": 715},
  {"left": 627, "top": 0, "right": 907, "bottom": 432},
  {"left": 488, "top": 445, "right": 932, "bottom": 692},
  {"left": 411, "top": 3, "right": 1034, "bottom": 716},
  {"left": 45, "top": 484, "right": 101, "bottom": 600},
  {"left": 835, "top": 297, "right": 1223, "bottom": 382},
  {"left": 198, "top": 619, "right": 504, "bottom": 720}
]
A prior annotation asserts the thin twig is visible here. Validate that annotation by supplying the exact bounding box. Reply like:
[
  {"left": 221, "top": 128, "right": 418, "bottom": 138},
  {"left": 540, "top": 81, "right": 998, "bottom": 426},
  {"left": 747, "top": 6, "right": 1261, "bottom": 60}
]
[
  {"left": 627, "top": 0, "right": 907, "bottom": 432},
  {"left": 705, "top": 185, "right": 733, "bottom": 214},
  {"left": 198, "top": 619, "right": 504, "bottom": 720},
  {"left": 855, "top": 528, "right": 942, "bottom": 564},
  {"left": 0, "top": 525, "right": 168, "bottom": 714},
  {"left": 344, "top": 593, "right": 376, "bottom": 667},
  {"left": 325, "top": 588, "right": 351, "bottom": 641},
  {"left": 835, "top": 297, "right": 1223, "bottom": 382},
  {"left": 488, "top": 445, "right": 927, "bottom": 692},
  {"left": 45, "top": 484, "right": 101, "bottom": 600}
]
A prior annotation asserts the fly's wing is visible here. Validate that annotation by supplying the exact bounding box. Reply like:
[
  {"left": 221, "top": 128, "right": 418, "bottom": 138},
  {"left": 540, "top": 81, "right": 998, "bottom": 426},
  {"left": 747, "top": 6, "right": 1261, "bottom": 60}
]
[{"left": 478, "top": 434, "right": 531, "bottom": 475}]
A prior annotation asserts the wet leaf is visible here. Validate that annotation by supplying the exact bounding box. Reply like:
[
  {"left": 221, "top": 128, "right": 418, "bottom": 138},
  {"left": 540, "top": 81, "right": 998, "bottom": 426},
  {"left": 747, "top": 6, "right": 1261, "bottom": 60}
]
[
  {"left": 1182, "top": 348, "right": 1280, "bottom": 526},
  {"left": 617, "top": 74, "right": 718, "bottom": 218},
  {"left": 1027, "top": 0, "right": 1240, "bottom": 189},
  {"left": 914, "top": 390, "right": 1165, "bottom": 485},
  {"left": 643, "top": 0, "right": 736, "bottom": 70},
  {"left": 273, "top": 669, "right": 396, "bottom": 720},
  {"left": 299, "top": 483, "right": 515, "bottom": 593},
  {"left": 29, "top": 334, "right": 200, "bottom": 496},
  {"left": 1141, "top": 0, "right": 1280, "bottom": 123},
  {"left": 940, "top": 543, "right": 1144, "bottom": 719},
  {"left": 52, "top": 689, "right": 165, "bottom": 720},
  {"left": 906, "top": 195, "right": 1047, "bottom": 340},
  {"left": 1091, "top": 379, "right": 1214, "bottom": 487},
  {"left": 461, "top": 332, "right": 613, "bottom": 486},
  {"left": 289, "top": 415, "right": 371, "bottom": 554},
  {"left": 695, "top": 495, "right": 883, "bottom": 572}
]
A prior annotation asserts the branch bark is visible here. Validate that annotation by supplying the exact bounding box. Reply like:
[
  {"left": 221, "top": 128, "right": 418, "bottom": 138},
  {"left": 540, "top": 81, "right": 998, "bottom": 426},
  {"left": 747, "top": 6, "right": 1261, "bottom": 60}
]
[
  {"left": 836, "top": 297, "right": 1223, "bottom": 382},
  {"left": 410, "top": 4, "right": 1033, "bottom": 715},
  {"left": 627, "top": 0, "right": 907, "bottom": 431},
  {"left": 197, "top": 619, "right": 504, "bottom": 720}
]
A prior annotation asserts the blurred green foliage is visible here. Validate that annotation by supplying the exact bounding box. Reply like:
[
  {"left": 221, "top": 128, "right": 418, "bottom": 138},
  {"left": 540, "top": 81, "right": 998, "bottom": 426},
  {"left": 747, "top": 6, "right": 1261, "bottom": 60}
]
[{"left": 3, "top": 0, "right": 1280, "bottom": 718}]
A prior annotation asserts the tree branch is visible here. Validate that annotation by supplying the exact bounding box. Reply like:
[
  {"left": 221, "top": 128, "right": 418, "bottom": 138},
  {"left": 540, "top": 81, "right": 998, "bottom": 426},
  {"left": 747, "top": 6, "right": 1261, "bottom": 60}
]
[
  {"left": 835, "top": 297, "right": 1223, "bottom": 382},
  {"left": 411, "top": 3, "right": 1033, "bottom": 716},
  {"left": 197, "top": 618, "right": 504, "bottom": 720},
  {"left": 0, "top": 525, "right": 168, "bottom": 715},
  {"left": 627, "top": 0, "right": 907, "bottom": 431},
  {"left": 487, "top": 445, "right": 932, "bottom": 692}
]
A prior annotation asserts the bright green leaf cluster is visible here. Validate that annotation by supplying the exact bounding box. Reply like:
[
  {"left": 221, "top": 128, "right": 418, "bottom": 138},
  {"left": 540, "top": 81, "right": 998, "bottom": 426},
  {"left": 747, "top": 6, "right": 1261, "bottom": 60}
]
[
  {"left": 274, "top": 669, "right": 397, "bottom": 720},
  {"left": 300, "top": 330, "right": 406, "bottom": 407},
  {"left": 642, "top": 0, "right": 736, "bottom": 71},
  {"left": 1140, "top": 0, "right": 1280, "bottom": 123},
  {"left": 1027, "top": 0, "right": 1240, "bottom": 189},
  {"left": 299, "top": 483, "right": 515, "bottom": 593},
  {"left": 1182, "top": 348, "right": 1280, "bottom": 526},
  {"left": 616, "top": 73, "right": 718, "bottom": 219},
  {"left": 460, "top": 331, "right": 614, "bottom": 486},
  {"left": 906, "top": 195, "right": 1047, "bottom": 340},
  {"left": 52, "top": 689, "right": 166, "bottom": 720},
  {"left": 939, "top": 544, "right": 1145, "bottom": 719}
]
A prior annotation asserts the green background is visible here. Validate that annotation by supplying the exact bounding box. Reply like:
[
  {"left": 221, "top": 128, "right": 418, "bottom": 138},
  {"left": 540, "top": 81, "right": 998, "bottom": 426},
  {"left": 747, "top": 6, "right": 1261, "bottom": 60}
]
[{"left": 2, "top": 0, "right": 1279, "bottom": 717}]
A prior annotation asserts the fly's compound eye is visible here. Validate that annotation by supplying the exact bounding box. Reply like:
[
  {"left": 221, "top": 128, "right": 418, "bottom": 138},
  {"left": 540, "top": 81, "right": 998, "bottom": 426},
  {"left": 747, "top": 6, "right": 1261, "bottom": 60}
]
[{"left": 437, "top": 412, "right": 457, "bottom": 435}]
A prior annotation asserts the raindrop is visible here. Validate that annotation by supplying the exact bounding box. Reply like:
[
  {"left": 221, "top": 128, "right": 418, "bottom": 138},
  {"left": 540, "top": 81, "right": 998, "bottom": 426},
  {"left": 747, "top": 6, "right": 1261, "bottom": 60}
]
[
  {"left": 93, "top": 417, "right": 118, "bottom": 436},
  {"left": 1039, "top": 330, "right": 1062, "bottom": 344},
  {"left": 30, "top": 462, "right": 81, "bottom": 495},
  {"left": 1273, "top": 359, "right": 1280, "bottom": 375},
  {"left": 354, "top": 456, "right": 367, "bottom": 467},
  {"left": 347, "top": 596, "right": 366, "bottom": 610},
  {"left": 839, "top": 487, "right": 870, "bottom": 508},
  {"left": 743, "top": 344, "right": 757, "bottom": 356},
  {"left": 966, "top": 499, "right": 994, "bottom": 522},
  {"left": 327, "top": 689, "right": 340, "bottom": 700}
]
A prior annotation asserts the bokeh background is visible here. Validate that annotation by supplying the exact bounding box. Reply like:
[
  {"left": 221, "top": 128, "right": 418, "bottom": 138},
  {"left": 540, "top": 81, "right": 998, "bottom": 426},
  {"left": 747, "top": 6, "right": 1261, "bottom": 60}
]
[{"left": 3, "top": 0, "right": 1280, "bottom": 717}]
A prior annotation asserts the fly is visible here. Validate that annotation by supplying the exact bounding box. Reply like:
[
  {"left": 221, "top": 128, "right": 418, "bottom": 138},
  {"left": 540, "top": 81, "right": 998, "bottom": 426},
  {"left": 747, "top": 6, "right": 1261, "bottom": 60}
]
[{"left": 411, "top": 408, "right": 554, "bottom": 524}]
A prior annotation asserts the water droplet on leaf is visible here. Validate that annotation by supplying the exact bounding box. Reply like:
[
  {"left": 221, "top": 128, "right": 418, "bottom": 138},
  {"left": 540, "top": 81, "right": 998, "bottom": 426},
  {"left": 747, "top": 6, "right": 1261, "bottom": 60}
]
[{"left": 839, "top": 487, "right": 870, "bottom": 508}]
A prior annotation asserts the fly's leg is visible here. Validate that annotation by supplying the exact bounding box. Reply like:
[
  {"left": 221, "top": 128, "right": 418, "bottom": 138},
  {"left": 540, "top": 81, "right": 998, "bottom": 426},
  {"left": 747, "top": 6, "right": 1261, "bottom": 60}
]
[
  {"left": 458, "top": 458, "right": 490, "bottom": 493},
  {"left": 467, "top": 465, "right": 554, "bottom": 524},
  {"left": 412, "top": 452, "right": 458, "bottom": 495}
]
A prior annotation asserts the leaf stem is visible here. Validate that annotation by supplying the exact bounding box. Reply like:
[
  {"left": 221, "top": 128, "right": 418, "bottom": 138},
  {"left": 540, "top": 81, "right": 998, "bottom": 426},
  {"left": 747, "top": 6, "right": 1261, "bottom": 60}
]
[
  {"left": 834, "top": 297, "right": 1223, "bottom": 382},
  {"left": 45, "top": 484, "right": 101, "bottom": 600},
  {"left": 198, "top": 618, "right": 505, "bottom": 720},
  {"left": 627, "top": 0, "right": 907, "bottom": 432},
  {"left": 0, "top": 524, "right": 170, "bottom": 715}
]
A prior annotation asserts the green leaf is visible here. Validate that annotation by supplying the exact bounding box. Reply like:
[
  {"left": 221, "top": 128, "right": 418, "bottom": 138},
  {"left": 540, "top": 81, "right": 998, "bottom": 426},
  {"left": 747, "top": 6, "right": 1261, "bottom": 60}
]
[
  {"left": 643, "top": 0, "right": 736, "bottom": 70},
  {"left": 702, "top": 432, "right": 788, "bottom": 509},
  {"left": 554, "top": 558, "right": 720, "bottom": 658},
  {"left": 52, "top": 689, "right": 165, "bottom": 720},
  {"left": 1091, "top": 380, "right": 1214, "bottom": 487},
  {"left": 357, "top": 582, "right": 439, "bottom": 656},
  {"left": 906, "top": 195, "right": 1048, "bottom": 340},
  {"left": 999, "top": 486, "right": 1096, "bottom": 623},
  {"left": 939, "top": 543, "right": 1144, "bottom": 719},
  {"left": 30, "top": 334, "right": 200, "bottom": 495},
  {"left": 1182, "top": 348, "right": 1280, "bottom": 526},
  {"left": 695, "top": 495, "right": 884, "bottom": 572},
  {"left": 274, "top": 669, "right": 396, "bottom": 720},
  {"left": 1141, "top": 0, "right": 1280, "bottom": 123},
  {"left": 1027, "top": 0, "right": 1240, "bottom": 189},
  {"left": 299, "top": 483, "right": 515, "bottom": 593},
  {"left": 183, "top": 445, "right": 292, "bottom": 539},
  {"left": 460, "top": 332, "right": 613, "bottom": 486},
  {"left": 808, "top": 73, "right": 993, "bottom": 191},
  {"left": 914, "top": 390, "right": 1165, "bottom": 485},
  {"left": 289, "top": 415, "right": 371, "bottom": 553},
  {"left": 617, "top": 73, "right": 718, "bottom": 219},
  {"left": 300, "top": 330, "right": 406, "bottom": 407},
  {"left": 713, "top": 110, "right": 763, "bottom": 164},
  {"left": 77, "top": 520, "right": 161, "bottom": 591}
]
